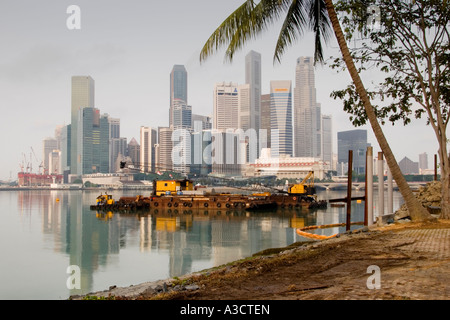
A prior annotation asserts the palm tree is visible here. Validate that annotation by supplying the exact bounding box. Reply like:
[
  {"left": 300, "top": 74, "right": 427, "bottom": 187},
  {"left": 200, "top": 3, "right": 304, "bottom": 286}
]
[{"left": 199, "top": 0, "right": 432, "bottom": 221}]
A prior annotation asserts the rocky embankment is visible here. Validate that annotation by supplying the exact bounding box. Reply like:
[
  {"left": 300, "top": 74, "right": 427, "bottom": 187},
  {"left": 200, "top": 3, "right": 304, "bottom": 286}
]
[{"left": 394, "top": 181, "right": 442, "bottom": 220}]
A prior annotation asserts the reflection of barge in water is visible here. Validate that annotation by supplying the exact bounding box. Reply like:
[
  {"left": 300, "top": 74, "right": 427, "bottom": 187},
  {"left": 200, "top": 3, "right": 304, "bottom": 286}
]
[{"left": 90, "top": 175, "right": 327, "bottom": 212}]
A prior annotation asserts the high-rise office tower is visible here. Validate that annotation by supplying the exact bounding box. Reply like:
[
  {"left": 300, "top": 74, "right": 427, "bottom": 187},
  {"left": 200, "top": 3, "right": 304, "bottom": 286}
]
[
  {"left": 337, "top": 129, "right": 370, "bottom": 175},
  {"left": 60, "top": 124, "right": 71, "bottom": 174},
  {"left": 270, "top": 80, "right": 293, "bottom": 157},
  {"left": 158, "top": 126, "right": 173, "bottom": 171},
  {"left": 213, "top": 82, "right": 239, "bottom": 130},
  {"left": 77, "top": 107, "right": 109, "bottom": 175},
  {"left": 170, "top": 65, "right": 188, "bottom": 127},
  {"left": 294, "top": 57, "right": 319, "bottom": 158},
  {"left": 140, "top": 127, "right": 157, "bottom": 173},
  {"left": 322, "top": 114, "right": 333, "bottom": 170},
  {"left": 245, "top": 50, "right": 261, "bottom": 133},
  {"left": 238, "top": 84, "right": 251, "bottom": 130},
  {"left": 71, "top": 76, "right": 95, "bottom": 175}
]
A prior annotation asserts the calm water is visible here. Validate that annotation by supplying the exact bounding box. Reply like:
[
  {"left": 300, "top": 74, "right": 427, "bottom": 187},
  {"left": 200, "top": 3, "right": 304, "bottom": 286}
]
[{"left": 0, "top": 188, "right": 403, "bottom": 299}]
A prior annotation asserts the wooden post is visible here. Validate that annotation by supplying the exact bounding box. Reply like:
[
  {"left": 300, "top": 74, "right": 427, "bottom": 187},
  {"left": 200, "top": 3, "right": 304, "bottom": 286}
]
[
  {"left": 365, "top": 147, "right": 373, "bottom": 226},
  {"left": 435, "top": 154, "right": 438, "bottom": 181},
  {"left": 387, "top": 166, "right": 393, "bottom": 214},
  {"left": 378, "top": 152, "right": 384, "bottom": 217},
  {"left": 346, "top": 150, "right": 353, "bottom": 231}
]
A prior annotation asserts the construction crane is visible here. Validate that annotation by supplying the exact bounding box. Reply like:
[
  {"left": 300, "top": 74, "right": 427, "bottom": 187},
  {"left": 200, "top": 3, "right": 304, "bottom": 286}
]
[{"left": 30, "top": 147, "right": 44, "bottom": 174}]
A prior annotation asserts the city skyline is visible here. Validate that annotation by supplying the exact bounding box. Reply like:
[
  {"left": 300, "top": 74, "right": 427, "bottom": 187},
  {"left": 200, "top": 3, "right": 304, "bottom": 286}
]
[{"left": 0, "top": 1, "right": 439, "bottom": 180}]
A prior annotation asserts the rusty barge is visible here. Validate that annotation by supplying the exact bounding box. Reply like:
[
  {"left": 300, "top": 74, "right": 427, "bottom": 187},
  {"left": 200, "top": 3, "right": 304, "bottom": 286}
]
[{"left": 90, "top": 173, "right": 327, "bottom": 212}]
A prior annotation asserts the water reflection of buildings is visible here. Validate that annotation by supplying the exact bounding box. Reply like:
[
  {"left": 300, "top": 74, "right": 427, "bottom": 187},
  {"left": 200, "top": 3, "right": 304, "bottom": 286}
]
[{"left": 18, "top": 191, "right": 317, "bottom": 296}]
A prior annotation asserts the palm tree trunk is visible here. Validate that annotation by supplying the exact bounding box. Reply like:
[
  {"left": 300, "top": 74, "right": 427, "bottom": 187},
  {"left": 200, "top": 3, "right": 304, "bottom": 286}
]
[{"left": 324, "top": 0, "right": 432, "bottom": 221}]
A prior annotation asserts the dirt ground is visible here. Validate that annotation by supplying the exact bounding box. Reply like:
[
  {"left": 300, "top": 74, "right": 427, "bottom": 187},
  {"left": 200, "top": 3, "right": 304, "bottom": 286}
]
[
  {"left": 76, "top": 219, "right": 450, "bottom": 301},
  {"left": 145, "top": 219, "right": 450, "bottom": 300}
]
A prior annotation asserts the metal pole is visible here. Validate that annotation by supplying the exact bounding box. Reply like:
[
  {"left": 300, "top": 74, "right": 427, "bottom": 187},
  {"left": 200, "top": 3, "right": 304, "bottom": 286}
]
[
  {"left": 387, "top": 166, "right": 393, "bottom": 214},
  {"left": 378, "top": 152, "right": 384, "bottom": 217},
  {"left": 366, "top": 147, "right": 373, "bottom": 226},
  {"left": 346, "top": 150, "right": 353, "bottom": 231}
]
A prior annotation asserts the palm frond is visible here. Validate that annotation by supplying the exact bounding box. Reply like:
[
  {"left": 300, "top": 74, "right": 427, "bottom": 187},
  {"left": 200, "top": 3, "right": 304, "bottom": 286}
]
[
  {"left": 273, "top": 0, "right": 308, "bottom": 64},
  {"left": 200, "top": 0, "right": 288, "bottom": 63},
  {"left": 308, "top": 0, "right": 331, "bottom": 64}
]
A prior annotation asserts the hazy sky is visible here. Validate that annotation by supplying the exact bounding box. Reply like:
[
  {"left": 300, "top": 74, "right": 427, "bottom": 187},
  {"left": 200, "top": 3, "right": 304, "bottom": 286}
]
[{"left": 0, "top": 0, "right": 438, "bottom": 180}]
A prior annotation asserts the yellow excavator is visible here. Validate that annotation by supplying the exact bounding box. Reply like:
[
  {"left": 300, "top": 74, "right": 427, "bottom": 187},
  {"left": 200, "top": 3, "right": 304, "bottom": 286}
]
[{"left": 96, "top": 193, "right": 115, "bottom": 206}]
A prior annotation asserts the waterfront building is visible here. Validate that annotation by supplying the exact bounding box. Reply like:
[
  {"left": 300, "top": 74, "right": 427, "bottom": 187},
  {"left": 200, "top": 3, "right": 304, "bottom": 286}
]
[
  {"left": 270, "top": 80, "right": 293, "bottom": 157},
  {"left": 249, "top": 149, "right": 325, "bottom": 180}
]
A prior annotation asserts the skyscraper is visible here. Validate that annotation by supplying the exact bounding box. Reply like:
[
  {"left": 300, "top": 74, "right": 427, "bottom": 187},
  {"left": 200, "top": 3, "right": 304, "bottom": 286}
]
[
  {"left": 213, "top": 82, "right": 239, "bottom": 130},
  {"left": 71, "top": 76, "right": 95, "bottom": 175},
  {"left": 337, "top": 129, "right": 370, "bottom": 175},
  {"left": 140, "top": 127, "right": 157, "bottom": 173},
  {"left": 238, "top": 84, "right": 251, "bottom": 130},
  {"left": 77, "top": 107, "right": 109, "bottom": 175},
  {"left": 158, "top": 126, "right": 173, "bottom": 172},
  {"left": 170, "top": 65, "right": 188, "bottom": 127},
  {"left": 245, "top": 50, "right": 261, "bottom": 134},
  {"left": 419, "top": 152, "right": 428, "bottom": 171},
  {"left": 270, "top": 80, "right": 293, "bottom": 157},
  {"left": 294, "top": 57, "right": 319, "bottom": 158},
  {"left": 260, "top": 93, "right": 271, "bottom": 149},
  {"left": 42, "top": 137, "right": 57, "bottom": 174}
]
